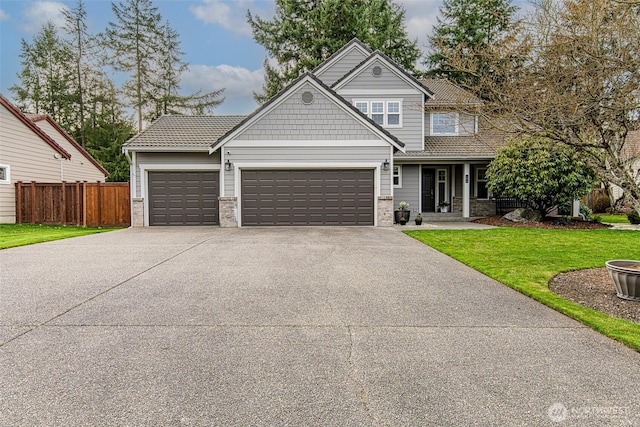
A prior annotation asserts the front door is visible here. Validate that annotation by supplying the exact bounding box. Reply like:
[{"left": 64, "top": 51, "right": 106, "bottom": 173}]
[{"left": 421, "top": 168, "right": 435, "bottom": 212}]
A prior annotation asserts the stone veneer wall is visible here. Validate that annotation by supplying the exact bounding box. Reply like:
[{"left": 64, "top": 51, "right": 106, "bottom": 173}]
[
  {"left": 378, "top": 195, "right": 393, "bottom": 226},
  {"left": 131, "top": 198, "right": 144, "bottom": 227},
  {"left": 218, "top": 196, "right": 238, "bottom": 227},
  {"left": 451, "top": 197, "right": 496, "bottom": 217}
]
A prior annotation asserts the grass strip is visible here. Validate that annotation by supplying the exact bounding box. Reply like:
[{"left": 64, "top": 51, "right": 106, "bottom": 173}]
[
  {"left": 0, "top": 224, "right": 119, "bottom": 250},
  {"left": 405, "top": 228, "right": 640, "bottom": 351}
]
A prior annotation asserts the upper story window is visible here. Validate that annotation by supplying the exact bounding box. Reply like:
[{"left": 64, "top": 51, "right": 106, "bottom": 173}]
[
  {"left": 354, "top": 100, "right": 402, "bottom": 128},
  {"left": 0, "top": 165, "right": 10, "bottom": 184},
  {"left": 431, "top": 112, "right": 458, "bottom": 135}
]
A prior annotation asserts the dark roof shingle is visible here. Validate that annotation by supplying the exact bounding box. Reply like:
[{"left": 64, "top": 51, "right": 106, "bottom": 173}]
[
  {"left": 420, "top": 78, "right": 482, "bottom": 107},
  {"left": 123, "top": 115, "right": 246, "bottom": 148}
]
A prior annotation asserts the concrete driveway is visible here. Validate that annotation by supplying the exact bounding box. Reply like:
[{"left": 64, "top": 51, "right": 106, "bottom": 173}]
[{"left": 1, "top": 227, "right": 639, "bottom": 426}]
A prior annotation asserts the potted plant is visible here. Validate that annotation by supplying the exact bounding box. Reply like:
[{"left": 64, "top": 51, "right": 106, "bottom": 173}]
[
  {"left": 415, "top": 213, "right": 423, "bottom": 225},
  {"left": 437, "top": 201, "right": 450, "bottom": 213},
  {"left": 394, "top": 201, "right": 411, "bottom": 223},
  {"left": 605, "top": 260, "right": 640, "bottom": 301}
]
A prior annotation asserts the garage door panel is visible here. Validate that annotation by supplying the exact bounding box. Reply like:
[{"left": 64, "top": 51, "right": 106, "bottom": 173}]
[
  {"left": 149, "top": 171, "right": 219, "bottom": 226},
  {"left": 241, "top": 169, "right": 374, "bottom": 226}
]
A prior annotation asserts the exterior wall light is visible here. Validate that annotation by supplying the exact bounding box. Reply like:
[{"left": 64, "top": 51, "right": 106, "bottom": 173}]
[
  {"left": 383, "top": 159, "right": 390, "bottom": 171},
  {"left": 225, "top": 159, "right": 233, "bottom": 171}
]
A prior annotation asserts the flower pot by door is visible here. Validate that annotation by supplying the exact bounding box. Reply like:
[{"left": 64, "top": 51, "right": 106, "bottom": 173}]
[
  {"left": 394, "top": 210, "right": 410, "bottom": 224},
  {"left": 606, "top": 260, "right": 640, "bottom": 301}
]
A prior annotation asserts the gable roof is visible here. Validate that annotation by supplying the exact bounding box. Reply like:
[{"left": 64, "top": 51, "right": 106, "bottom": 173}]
[
  {"left": 210, "top": 73, "right": 405, "bottom": 153},
  {"left": 123, "top": 115, "right": 246, "bottom": 151},
  {"left": 331, "top": 50, "right": 434, "bottom": 98},
  {"left": 312, "top": 38, "right": 373, "bottom": 76},
  {"left": 420, "top": 78, "right": 483, "bottom": 107},
  {"left": 0, "top": 94, "right": 71, "bottom": 159},
  {"left": 28, "top": 114, "right": 109, "bottom": 176}
]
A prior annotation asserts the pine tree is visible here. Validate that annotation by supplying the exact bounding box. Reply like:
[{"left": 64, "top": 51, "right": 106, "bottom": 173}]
[
  {"left": 248, "top": 0, "right": 420, "bottom": 102},
  {"left": 426, "top": 0, "right": 517, "bottom": 91},
  {"left": 103, "top": 0, "right": 164, "bottom": 131}
]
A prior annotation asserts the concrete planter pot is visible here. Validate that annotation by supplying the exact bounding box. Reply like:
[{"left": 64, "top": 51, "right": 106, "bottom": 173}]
[
  {"left": 605, "top": 260, "right": 640, "bottom": 302},
  {"left": 394, "top": 210, "right": 410, "bottom": 224}
]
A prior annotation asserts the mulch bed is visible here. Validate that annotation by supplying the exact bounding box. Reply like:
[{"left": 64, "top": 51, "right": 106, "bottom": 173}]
[
  {"left": 472, "top": 215, "right": 638, "bottom": 324},
  {"left": 473, "top": 215, "right": 611, "bottom": 230}
]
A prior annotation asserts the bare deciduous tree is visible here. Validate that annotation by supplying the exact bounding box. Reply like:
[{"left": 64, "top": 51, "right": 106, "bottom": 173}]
[{"left": 435, "top": 0, "right": 640, "bottom": 214}]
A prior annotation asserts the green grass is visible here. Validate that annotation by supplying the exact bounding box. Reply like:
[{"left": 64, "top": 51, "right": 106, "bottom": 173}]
[
  {"left": 597, "top": 214, "right": 631, "bottom": 224},
  {"left": 0, "top": 224, "right": 119, "bottom": 249},
  {"left": 405, "top": 228, "right": 640, "bottom": 351}
]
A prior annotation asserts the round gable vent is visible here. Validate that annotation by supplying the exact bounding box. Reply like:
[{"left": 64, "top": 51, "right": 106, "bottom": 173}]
[
  {"left": 372, "top": 65, "right": 383, "bottom": 77},
  {"left": 301, "top": 91, "right": 314, "bottom": 105}
]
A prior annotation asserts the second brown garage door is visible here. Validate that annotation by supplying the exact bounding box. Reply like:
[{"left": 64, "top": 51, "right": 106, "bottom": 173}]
[
  {"left": 241, "top": 169, "right": 374, "bottom": 226},
  {"left": 148, "top": 171, "right": 219, "bottom": 225}
]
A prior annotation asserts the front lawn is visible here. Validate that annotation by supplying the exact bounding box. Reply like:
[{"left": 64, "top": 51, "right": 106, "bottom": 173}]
[
  {"left": 597, "top": 214, "right": 631, "bottom": 224},
  {"left": 405, "top": 228, "right": 640, "bottom": 351},
  {"left": 0, "top": 224, "right": 119, "bottom": 250}
]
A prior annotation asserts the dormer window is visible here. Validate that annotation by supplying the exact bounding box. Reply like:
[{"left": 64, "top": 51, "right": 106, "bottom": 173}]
[
  {"left": 431, "top": 112, "right": 459, "bottom": 135},
  {"left": 354, "top": 100, "right": 402, "bottom": 128}
]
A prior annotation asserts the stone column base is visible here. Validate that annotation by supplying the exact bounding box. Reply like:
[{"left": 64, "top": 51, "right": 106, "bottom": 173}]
[
  {"left": 378, "top": 195, "right": 393, "bottom": 227},
  {"left": 219, "top": 196, "right": 238, "bottom": 227},
  {"left": 131, "top": 197, "right": 144, "bottom": 227}
]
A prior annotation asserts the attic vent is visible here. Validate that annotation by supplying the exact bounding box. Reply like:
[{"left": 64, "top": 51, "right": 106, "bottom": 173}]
[
  {"left": 301, "top": 91, "right": 314, "bottom": 104},
  {"left": 372, "top": 65, "right": 383, "bottom": 77}
]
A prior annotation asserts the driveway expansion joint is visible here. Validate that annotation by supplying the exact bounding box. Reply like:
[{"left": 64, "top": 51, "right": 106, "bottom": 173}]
[
  {"left": 346, "top": 325, "right": 376, "bottom": 424},
  {"left": 0, "top": 236, "right": 217, "bottom": 348}
]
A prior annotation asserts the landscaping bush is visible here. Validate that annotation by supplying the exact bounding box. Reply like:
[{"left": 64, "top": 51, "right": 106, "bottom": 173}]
[
  {"left": 628, "top": 210, "right": 640, "bottom": 224},
  {"left": 592, "top": 196, "right": 611, "bottom": 213},
  {"left": 580, "top": 203, "right": 593, "bottom": 221}
]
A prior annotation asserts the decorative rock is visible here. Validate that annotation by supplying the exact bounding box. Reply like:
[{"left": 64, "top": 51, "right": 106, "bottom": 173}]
[{"left": 503, "top": 207, "right": 541, "bottom": 223}]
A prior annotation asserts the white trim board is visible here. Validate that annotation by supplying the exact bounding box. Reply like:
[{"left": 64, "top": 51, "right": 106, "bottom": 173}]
[{"left": 225, "top": 140, "right": 390, "bottom": 148}]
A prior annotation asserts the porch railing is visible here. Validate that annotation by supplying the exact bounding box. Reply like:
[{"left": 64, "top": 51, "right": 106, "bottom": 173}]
[{"left": 495, "top": 197, "right": 528, "bottom": 215}]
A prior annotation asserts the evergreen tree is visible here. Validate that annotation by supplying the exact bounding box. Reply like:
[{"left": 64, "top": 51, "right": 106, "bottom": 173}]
[
  {"left": 426, "top": 0, "right": 517, "bottom": 91},
  {"left": 11, "top": 21, "right": 75, "bottom": 126},
  {"left": 103, "top": 0, "right": 164, "bottom": 132},
  {"left": 62, "top": 0, "right": 90, "bottom": 147},
  {"left": 248, "top": 0, "right": 420, "bottom": 102}
]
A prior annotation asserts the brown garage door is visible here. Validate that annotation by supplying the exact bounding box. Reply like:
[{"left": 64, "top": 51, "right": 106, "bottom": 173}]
[
  {"left": 148, "top": 171, "right": 219, "bottom": 225},
  {"left": 241, "top": 169, "right": 374, "bottom": 226}
]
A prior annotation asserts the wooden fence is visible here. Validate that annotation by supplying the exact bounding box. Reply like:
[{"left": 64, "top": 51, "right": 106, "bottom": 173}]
[{"left": 15, "top": 181, "right": 130, "bottom": 227}]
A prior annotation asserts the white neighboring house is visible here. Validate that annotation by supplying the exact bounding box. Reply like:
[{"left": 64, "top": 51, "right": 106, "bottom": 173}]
[
  {"left": 0, "top": 94, "right": 109, "bottom": 223},
  {"left": 610, "top": 130, "right": 640, "bottom": 203}
]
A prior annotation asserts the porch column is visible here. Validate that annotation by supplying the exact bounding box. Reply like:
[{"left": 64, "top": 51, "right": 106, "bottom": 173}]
[{"left": 463, "top": 163, "right": 471, "bottom": 218}]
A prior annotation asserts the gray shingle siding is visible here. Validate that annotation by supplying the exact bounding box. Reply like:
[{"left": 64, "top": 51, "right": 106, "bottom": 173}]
[
  {"left": 234, "top": 83, "right": 380, "bottom": 141},
  {"left": 337, "top": 61, "right": 416, "bottom": 91},
  {"left": 316, "top": 48, "right": 369, "bottom": 87}
]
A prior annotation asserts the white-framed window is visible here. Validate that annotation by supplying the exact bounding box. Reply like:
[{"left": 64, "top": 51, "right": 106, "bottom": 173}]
[
  {"left": 476, "top": 167, "right": 489, "bottom": 199},
  {"left": 0, "top": 164, "right": 10, "bottom": 184},
  {"left": 393, "top": 165, "right": 402, "bottom": 188},
  {"left": 431, "top": 112, "right": 459, "bottom": 135},
  {"left": 354, "top": 100, "right": 403, "bottom": 128}
]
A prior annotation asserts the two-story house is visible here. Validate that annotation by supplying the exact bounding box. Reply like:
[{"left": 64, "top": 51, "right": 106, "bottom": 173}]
[{"left": 123, "top": 39, "right": 508, "bottom": 227}]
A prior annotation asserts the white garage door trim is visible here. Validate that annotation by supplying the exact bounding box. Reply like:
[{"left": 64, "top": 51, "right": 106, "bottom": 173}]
[
  {"left": 139, "top": 163, "right": 220, "bottom": 227},
  {"left": 233, "top": 162, "right": 381, "bottom": 227}
]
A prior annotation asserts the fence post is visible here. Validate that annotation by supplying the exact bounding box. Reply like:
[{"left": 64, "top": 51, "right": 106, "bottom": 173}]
[
  {"left": 96, "top": 181, "right": 102, "bottom": 227},
  {"left": 61, "top": 182, "right": 67, "bottom": 225},
  {"left": 75, "top": 182, "right": 81, "bottom": 226},
  {"left": 30, "top": 182, "right": 36, "bottom": 224},
  {"left": 82, "top": 181, "right": 87, "bottom": 227},
  {"left": 16, "top": 182, "right": 22, "bottom": 224}
]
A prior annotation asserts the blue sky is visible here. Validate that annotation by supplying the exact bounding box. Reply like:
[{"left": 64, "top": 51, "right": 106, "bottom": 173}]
[{"left": 0, "top": 0, "right": 523, "bottom": 115}]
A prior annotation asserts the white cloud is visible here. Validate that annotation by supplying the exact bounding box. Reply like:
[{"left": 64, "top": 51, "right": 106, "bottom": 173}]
[
  {"left": 22, "top": 1, "right": 69, "bottom": 33},
  {"left": 0, "top": 9, "right": 9, "bottom": 21},
  {"left": 189, "top": 0, "right": 273, "bottom": 36},
  {"left": 181, "top": 64, "right": 264, "bottom": 114}
]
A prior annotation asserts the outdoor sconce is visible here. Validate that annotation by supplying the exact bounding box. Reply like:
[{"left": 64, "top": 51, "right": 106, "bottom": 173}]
[
  {"left": 383, "top": 159, "right": 389, "bottom": 171},
  {"left": 465, "top": 174, "right": 469, "bottom": 183},
  {"left": 225, "top": 159, "right": 233, "bottom": 171}
]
